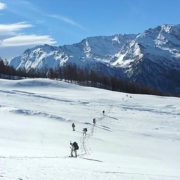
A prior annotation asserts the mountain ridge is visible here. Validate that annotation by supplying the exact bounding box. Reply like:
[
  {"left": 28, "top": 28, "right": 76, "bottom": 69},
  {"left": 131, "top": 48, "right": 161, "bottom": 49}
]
[{"left": 9, "top": 24, "right": 180, "bottom": 95}]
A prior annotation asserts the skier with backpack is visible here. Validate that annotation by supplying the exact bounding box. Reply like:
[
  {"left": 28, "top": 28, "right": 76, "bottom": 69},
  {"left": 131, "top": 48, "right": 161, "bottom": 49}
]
[
  {"left": 93, "top": 118, "right": 96, "bottom": 125},
  {"left": 83, "top": 128, "right": 87, "bottom": 136},
  {"left": 102, "top": 110, "right": 105, "bottom": 115},
  {"left": 72, "top": 123, "right": 75, "bottom": 131},
  {"left": 70, "top": 141, "right": 79, "bottom": 157}
]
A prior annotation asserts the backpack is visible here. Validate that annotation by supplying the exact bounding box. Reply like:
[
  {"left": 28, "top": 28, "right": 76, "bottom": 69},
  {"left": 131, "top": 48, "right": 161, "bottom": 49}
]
[{"left": 73, "top": 142, "right": 79, "bottom": 150}]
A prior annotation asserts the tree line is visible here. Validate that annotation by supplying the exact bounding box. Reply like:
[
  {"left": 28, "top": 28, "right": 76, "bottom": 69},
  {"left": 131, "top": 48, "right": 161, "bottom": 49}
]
[{"left": 0, "top": 59, "right": 163, "bottom": 95}]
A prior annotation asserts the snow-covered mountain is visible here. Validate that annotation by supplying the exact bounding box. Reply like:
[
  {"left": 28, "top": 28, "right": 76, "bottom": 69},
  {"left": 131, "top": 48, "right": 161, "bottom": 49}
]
[{"left": 9, "top": 24, "right": 180, "bottom": 94}]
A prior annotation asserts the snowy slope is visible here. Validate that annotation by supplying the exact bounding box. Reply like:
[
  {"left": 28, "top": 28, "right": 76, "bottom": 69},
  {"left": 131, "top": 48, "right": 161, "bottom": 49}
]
[
  {"left": 0, "top": 78, "right": 180, "bottom": 180},
  {"left": 9, "top": 24, "right": 180, "bottom": 94},
  {"left": 9, "top": 35, "right": 135, "bottom": 70}
]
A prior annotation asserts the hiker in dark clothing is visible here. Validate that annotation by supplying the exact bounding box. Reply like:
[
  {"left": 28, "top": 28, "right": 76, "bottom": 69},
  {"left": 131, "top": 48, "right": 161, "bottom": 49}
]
[
  {"left": 83, "top": 128, "right": 87, "bottom": 136},
  {"left": 70, "top": 141, "right": 79, "bottom": 157},
  {"left": 72, "top": 123, "right": 75, "bottom": 131},
  {"left": 102, "top": 110, "right": 105, "bottom": 115},
  {"left": 93, "top": 118, "right": 96, "bottom": 125}
]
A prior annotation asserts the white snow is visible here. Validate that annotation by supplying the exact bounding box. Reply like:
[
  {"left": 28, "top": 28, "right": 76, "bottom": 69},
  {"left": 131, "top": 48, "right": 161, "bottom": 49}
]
[
  {"left": 161, "top": 24, "right": 173, "bottom": 33},
  {"left": 0, "top": 78, "right": 180, "bottom": 180},
  {"left": 112, "top": 35, "right": 120, "bottom": 44},
  {"left": 83, "top": 40, "right": 92, "bottom": 58}
]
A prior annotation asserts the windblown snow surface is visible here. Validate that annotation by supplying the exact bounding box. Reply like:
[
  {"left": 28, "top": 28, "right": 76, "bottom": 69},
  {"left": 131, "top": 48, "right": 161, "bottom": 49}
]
[{"left": 0, "top": 79, "right": 180, "bottom": 180}]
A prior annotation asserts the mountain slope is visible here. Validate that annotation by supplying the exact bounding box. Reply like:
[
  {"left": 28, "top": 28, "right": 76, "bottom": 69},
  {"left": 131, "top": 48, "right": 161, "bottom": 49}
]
[
  {"left": 9, "top": 24, "right": 180, "bottom": 94},
  {"left": 0, "top": 78, "right": 180, "bottom": 180}
]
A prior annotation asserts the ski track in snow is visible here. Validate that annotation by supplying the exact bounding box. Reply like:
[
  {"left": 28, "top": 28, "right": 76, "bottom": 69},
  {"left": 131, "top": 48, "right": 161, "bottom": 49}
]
[
  {"left": 121, "top": 104, "right": 180, "bottom": 116},
  {"left": 0, "top": 89, "right": 89, "bottom": 105},
  {"left": 11, "top": 108, "right": 68, "bottom": 122},
  {"left": 0, "top": 89, "right": 179, "bottom": 117}
]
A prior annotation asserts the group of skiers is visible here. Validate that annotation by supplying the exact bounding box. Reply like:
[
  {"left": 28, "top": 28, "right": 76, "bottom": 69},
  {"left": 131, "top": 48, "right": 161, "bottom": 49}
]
[
  {"left": 71, "top": 117, "right": 98, "bottom": 132},
  {"left": 69, "top": 110, "right": 105, "bottom": 157}
]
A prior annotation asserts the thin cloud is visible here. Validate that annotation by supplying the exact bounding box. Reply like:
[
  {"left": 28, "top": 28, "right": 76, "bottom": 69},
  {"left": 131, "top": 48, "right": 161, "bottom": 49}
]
[
  {"left": 0, "top": 22, "right": 32, "bottom": 35},
  {"left": 7, "top": 0, "right": 85, "bottom": 31},
  {"left": 48, "top": 14, "right": 86, "bottom": 30},
  {"left": 0, "top": 34, "right": 56, "bottom": 47},
  {"left": 0, "top": 2, "right": 6, "bottom": 10}
]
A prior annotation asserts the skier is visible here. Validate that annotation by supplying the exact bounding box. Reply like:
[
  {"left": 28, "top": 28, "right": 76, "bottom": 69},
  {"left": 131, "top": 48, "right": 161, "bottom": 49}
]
[
  {"left": 102, "top": 110, "right": 105, "bottom": 115},
  {"left": 83, "top": 128, "right": 87, "bottom": 136},
  {"left": 70, "top": 141, "right": 79, "bottom": 157},
  {"left": 93, "top": 118, "right": 96, "bottom": 125},
  {"left": 72, "top": 123, "right": 75, "bottom": 131}
]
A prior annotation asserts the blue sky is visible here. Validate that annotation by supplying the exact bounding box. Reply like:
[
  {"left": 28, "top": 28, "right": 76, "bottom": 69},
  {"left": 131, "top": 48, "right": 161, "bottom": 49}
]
[{"left": 0, "top": 0, "right": 180, "bottom": 59}]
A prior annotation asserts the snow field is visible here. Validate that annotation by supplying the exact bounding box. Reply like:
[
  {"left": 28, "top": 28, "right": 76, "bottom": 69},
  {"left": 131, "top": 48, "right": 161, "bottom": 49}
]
[{"left": 0, "top": 79, "right": 180, "bottom": 180}]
